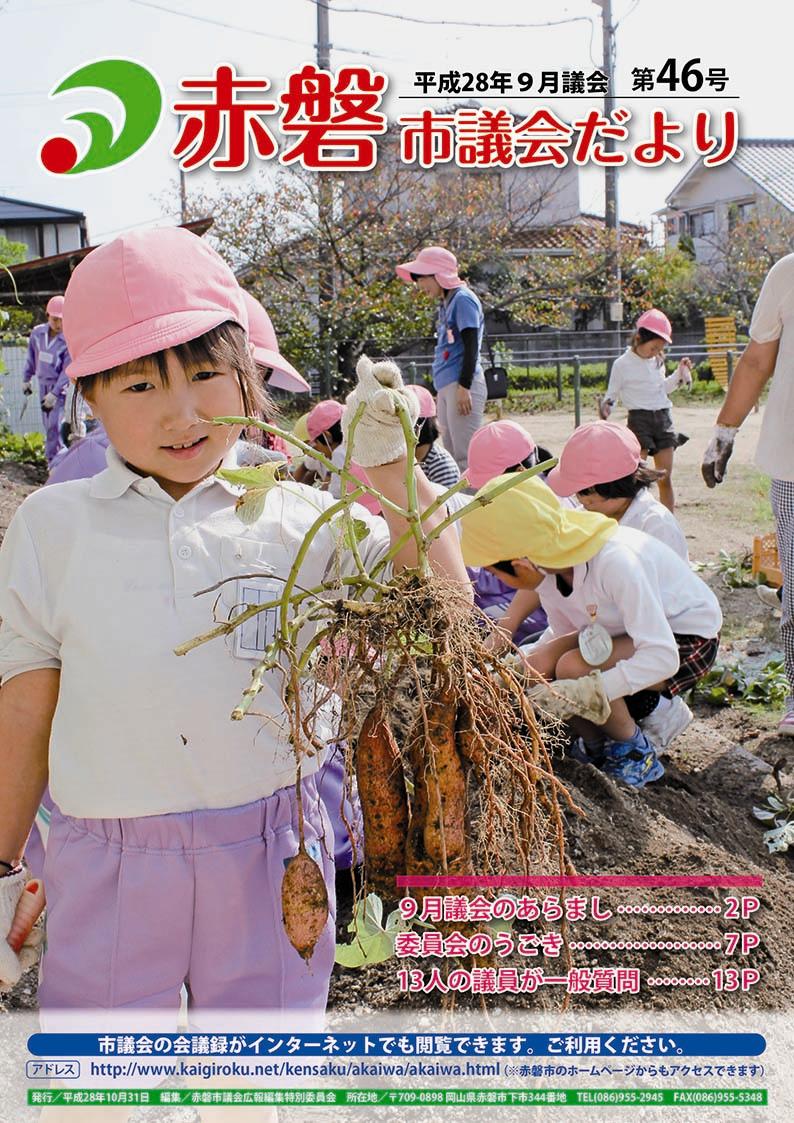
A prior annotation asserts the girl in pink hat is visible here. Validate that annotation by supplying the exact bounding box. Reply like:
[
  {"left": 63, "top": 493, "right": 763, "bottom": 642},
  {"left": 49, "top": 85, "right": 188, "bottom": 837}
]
[
  {"left": 601, "top": 309, "right": 693, "bottom": 513},
  {"left": 0, "top": 227, "right": 468, "bottom": 1099},
  {"left": 396, "top": 245, "right": 485, "bottom": 472},
  {"left": 547, "top": 421, "right": 692, "bottom": 750}
]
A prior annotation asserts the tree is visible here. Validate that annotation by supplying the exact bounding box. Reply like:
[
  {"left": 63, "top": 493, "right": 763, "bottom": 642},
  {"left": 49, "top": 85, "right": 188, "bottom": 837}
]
[
  {"left": 690, "top": 207, "right": 794, "bottom": 325},
  {"left": 0, "top": 236, "right": 31, "bottom": 380},
  {"left": 180, "top": 163, "right": 574, "bottom": 386}
]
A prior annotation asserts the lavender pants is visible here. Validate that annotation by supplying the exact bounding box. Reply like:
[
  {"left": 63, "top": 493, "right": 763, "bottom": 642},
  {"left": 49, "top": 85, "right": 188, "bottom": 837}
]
[{"left": 38, "top": 776, "right": 336, "bottom": 1020}]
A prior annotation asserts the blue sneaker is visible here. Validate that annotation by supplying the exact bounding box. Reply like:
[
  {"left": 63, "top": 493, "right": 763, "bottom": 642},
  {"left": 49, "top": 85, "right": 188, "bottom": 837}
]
[
  {"left": 569, "top": 737, "right": 606, "bottom": 767},
  {"left": 603, "top": 728, "right": 665, "bottom": 788}
]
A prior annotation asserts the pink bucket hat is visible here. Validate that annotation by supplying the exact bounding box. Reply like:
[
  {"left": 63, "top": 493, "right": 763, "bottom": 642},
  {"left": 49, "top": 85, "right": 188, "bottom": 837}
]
[
  {"left": 63, "top": 227, "right": 248, "bottom": 379},
  {"left": 636, "top": 308, "right": 672, "bottom": 343},
  {"left": 395, "top": 246, "right": 462, "bottom": 288},
  {"left": 46, "top": 295, "right": 65, "bottom": 317},
  {"left": 547, "top": 421, "right": 641, "bottom": 496},
  {"left": 406, "top": 383, "right": 436, "bottom": 418},
  {"left": 306, "top": 399, "right": 345, "bottom": 440},
  {"left": 240, "top": 291, "right": 311, "bottom": 394},
  {"left": 466, "top": 421, "right": 536, "bottom": 490}
]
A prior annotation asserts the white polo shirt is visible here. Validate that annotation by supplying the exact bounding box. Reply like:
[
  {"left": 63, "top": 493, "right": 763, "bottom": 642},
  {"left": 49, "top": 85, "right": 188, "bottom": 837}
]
[
  {"left": 0, "top": 447, "right": 390, "bottom": 818},
  {"left": 619, "top": 488, "right": 689, "bottom": 561},
  {"left": 748, "top": 253, "right": 794, "bottom": 481},
  {"left": 534, "top": 526, "right": 721, "bottom": 700}
]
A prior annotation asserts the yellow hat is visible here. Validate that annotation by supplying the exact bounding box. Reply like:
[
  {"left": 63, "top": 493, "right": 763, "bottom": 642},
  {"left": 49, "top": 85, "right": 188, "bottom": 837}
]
[
  {"left": 291, "top": 412, "right": 311, "bottom": 444},
  {"left": 460, "top": 475, "right": 618, "bottom": 569}
]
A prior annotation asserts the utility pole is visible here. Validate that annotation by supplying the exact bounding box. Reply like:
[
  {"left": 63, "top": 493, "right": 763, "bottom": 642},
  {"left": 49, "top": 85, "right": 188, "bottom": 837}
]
[
  {"left": 316, "top": 0, "right": 334, "bottom": 396},
  {"left": 596, "top": 0, "right": 622, "bottom": 371}
]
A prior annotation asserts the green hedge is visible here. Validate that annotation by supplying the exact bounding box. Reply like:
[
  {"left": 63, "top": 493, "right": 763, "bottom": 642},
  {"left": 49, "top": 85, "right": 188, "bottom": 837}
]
[{"left": 505, "top": 361, "right": 718, "bottom": 393}]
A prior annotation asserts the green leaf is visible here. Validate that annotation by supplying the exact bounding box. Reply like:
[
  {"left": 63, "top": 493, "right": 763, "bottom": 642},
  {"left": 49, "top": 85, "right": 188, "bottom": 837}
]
[
  {"left": 335, "top": 929, "right": 396, "bottom": 968},
  {"left": 752, "top": 807, "right": 778, "bottom": 822},
  {"left": 217, "top": 462, "right": 284, "bottom": 490},
  {"left": 330, "top": 514, "right": 372, "bottom": 554},
  {"left": 234, "top": 488, "right": 270, "bottom": 525}
]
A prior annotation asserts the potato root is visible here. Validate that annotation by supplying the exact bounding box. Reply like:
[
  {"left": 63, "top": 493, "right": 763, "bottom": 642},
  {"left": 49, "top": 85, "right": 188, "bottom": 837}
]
[
  {"left": 7, "top": 879, "right": 45, "bottom": 954},
  {"left": 356, "top": 703, "right": 409, "bottom": 897},
  {"left": 281, "top": 845, "right": 329, "bottom": 962}
]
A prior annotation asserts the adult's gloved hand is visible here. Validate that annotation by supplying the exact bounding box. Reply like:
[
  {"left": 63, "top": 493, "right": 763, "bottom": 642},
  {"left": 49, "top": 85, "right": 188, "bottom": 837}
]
[
  {"left": 0, "top": 869, "right": 45, "bottom": 991},
  {"left": 342, "top": 355, "right": 419, "bottom": 468},
  {"left": 23, "top": 384, "right": 33, "bottom": 396},
  {"left": 701, "top": 424, "right": 738, "bottom": 488},
  {"left": 42, "top": 392, "right": 57, "bottom": 412},
  {"left": 528, "top": 670, "right": 612, "bottom": 725}
]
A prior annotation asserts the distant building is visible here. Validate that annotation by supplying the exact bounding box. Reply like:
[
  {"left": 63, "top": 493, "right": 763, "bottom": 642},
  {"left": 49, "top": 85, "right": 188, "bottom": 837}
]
[
  {"left": 0, "top": 196, "right": 88, "bottom": 260},
  {"left": 659, "top": 138, "right": 794, "bottom": 263}
]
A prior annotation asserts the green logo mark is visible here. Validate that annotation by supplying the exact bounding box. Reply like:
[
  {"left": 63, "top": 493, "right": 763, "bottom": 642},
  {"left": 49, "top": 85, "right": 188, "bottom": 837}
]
[{"left": 40, "top": 58, "right": 162, "bottom": 175}]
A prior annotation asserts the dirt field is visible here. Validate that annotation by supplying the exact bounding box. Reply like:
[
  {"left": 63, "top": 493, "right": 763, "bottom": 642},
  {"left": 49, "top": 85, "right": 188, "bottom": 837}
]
[{"left": 0, "top": 401, "right": 789, "bottom": 1024}]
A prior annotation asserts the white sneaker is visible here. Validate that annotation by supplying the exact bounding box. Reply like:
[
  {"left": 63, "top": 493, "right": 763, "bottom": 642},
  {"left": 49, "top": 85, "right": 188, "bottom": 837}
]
[
  {"left": 641, "top": 695, "right": 693, "bottom": 750},
  {"left": 756, "top": 584, "right": 782, "bottom": 610}
]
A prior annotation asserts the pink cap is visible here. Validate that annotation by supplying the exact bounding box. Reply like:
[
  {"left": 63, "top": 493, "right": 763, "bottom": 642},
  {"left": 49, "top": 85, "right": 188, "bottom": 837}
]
[
  {"left": 46, "top": 295, "right": 65, "bottom": 317},
  {"left": 406, "top": 383, "right": 436, "bottom": 418},
  {"left": 306, "top": 399, "right": 345, "bottom": 440},
  {"left": 636, "top": 308, "right": 672, "bottom": 344},
  {"left": 547, "top": 421, "right": 641, "bottom": 496},
  {"left": 395, "top": 245, "right": 462, "bottom": 289},
  {"left": 63, "top": 227, "right": 247, "bottom": 380},
  {"left": 240, "top": 291, "right": 311, "bottom": 394},
  {"left": 465, "top": 421, "right": 536, "bottom": 490}
]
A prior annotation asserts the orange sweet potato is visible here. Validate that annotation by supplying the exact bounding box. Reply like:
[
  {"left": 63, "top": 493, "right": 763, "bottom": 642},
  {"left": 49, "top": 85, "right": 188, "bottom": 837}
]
[
  {"left": 421, "top": 686, "right": 470, "bottom": 873},
  {"left": 356, "top": 703, "right": 409, "bottom": 897},
  {"left": 281, "top": 845, "right": 329, "bottom": 962}
]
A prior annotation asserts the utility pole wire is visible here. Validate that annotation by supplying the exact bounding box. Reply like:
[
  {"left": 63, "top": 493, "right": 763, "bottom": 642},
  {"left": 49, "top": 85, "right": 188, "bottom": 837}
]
[{"left": 306, "top": 0, "right": 595, "bottom": 31}]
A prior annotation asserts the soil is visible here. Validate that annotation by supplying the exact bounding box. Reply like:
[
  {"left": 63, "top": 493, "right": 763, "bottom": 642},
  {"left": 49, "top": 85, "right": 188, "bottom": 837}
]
[{"left": 1, "top": 404, "right": 791, "bottom": 1026}]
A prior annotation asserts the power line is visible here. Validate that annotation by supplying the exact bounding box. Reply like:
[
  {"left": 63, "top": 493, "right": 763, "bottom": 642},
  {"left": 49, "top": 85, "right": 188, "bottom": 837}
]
[
  {"left": 306, "top": 0, "right": 595, "bottom": 31},
  {"left": 129, "top": 0, "right": 395, "bottom": 58}
]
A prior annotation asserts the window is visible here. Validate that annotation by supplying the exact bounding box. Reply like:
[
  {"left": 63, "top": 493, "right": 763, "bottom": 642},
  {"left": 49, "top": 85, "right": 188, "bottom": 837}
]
[
  {"left": 728, "top": 200, "right": 755, "bottom": 229},
  {"left": 689, "top": 210, "right": 715, "bottom": 237}
]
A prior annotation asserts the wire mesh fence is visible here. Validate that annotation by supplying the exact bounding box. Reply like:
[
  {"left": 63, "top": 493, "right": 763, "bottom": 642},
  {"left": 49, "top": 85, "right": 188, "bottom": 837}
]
[{"left": 1, "top": 346, "right": 44, "bottom": 436}]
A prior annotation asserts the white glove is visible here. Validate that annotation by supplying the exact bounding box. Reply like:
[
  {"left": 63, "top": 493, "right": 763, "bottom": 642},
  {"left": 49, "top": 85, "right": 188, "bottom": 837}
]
[
  {"left": 0, "top": 869, "right": 44, "bottom": 991},
  {"left": 702, "top": 424, "right": 738, "bottom": 488},
  {"left": 42, "top": 392, "right": 57, "bottom": 411},
  {"left": 528, "top": 670, "right": 612, "bottom": 725},
  {"left": 675, "top": 359, "right": 693, "bottom": 388},
  {"left": 342, "top": 355, "right": 419, "bottom": 468}
]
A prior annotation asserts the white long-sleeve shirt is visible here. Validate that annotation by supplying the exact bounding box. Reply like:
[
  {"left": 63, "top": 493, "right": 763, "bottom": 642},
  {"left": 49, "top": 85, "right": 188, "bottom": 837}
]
[
  {"left": 0, "top": 446, "right": 390, "bottom": 818},
  {"left": 533, "top": 526, "right": 721, "bottom": 700},
  {"left": 605, "top": 348, "right": 683, "bottom": 411},
  {"left": 619, "top": 487, "right": 689, "bottom": 561}
]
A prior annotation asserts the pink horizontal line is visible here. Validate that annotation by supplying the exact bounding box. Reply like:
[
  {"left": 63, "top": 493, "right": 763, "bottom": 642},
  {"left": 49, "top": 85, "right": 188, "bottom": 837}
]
[{"left": 396, "top": 875, "right": 764, "bottom": 888}]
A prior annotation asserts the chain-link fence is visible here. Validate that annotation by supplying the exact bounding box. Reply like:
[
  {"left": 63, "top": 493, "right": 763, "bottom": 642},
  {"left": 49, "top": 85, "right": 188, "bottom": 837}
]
[{"left": 1, "top": 345, "right": 45, "bottom": 436}]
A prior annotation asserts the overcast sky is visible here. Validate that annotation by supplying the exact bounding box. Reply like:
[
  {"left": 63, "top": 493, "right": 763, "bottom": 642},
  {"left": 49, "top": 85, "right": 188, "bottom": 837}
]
[{"left": 1, "top": 0, "right": 788, "bottom": 244}]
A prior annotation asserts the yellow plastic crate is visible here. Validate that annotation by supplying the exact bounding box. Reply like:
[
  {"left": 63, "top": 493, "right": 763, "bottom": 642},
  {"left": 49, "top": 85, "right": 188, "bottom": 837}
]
[{"left": 752, "top": 533, "right": 783, "bottom": 588}]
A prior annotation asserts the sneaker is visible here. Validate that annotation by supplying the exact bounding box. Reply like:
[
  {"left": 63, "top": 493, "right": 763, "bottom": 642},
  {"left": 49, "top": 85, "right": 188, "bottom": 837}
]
[
  {"left": 603, "top": 728, "right": 665, "bottom": 788},
  {"left": 641, "top": 695, "right": 693, "bottom": 751},
  {"left": 778, "top": 710, "right": 794, "bottom": 737},
  {"left": 756, "top": 584, "right": 783, "bottom": 610},
  {"left": 569, "top": 737, "right": 606, "bottom": 767}
]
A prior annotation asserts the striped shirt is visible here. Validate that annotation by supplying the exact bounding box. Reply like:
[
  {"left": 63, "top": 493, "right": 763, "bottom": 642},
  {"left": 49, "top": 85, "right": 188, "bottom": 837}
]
[{"left": 421, "top": 443, "right": 461, "bottom": 488}]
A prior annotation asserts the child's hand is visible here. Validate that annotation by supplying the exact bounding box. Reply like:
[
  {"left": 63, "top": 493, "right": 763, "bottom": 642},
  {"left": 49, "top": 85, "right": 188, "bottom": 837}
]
[
  {"left": 676, "top": 357, "right": 693, "bottom": 388},
  {"left": 0, "top": 870, "right": 45, "bottom": 991},
  {"left": 343, "top": 355, "right": 419, "bottom": 468}
]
